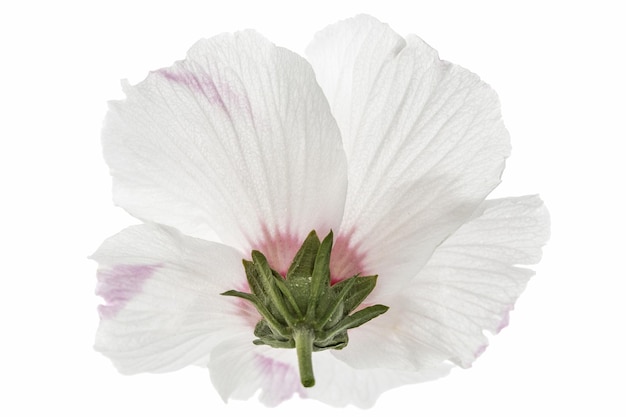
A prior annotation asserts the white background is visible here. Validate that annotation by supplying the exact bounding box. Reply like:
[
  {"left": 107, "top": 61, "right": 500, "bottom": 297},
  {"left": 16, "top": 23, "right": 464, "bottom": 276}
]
[{"left": 1, "top": 1, "right": 624, "bottom": 415}]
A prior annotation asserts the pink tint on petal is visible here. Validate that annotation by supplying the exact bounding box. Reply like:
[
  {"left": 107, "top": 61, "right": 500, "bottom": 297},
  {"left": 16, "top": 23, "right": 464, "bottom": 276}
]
[
  {"left": 496, "top": 310, "right": 511, "bottom": 334},
  {"left": 157, "top": 68, "right": 252, "bottom": 116},
  {"left": 96, "top": 264, "right": 161, "bottom": 319},
  {"left": 474, "top": 344, "right": 488, "bottom": 360},
  {"left": 254, "top": 353, "right": 307, "bottom": 404},
  {"left": 251, "top": 228, "right": 303, "bottom": 278},
  {"left": 329, "top": 229, "right": 368, "bottom": 284},
  {"left": 158, "top": 68, "right": 226, "bottom": 111},
  {"left": 230, "top": 281, "right": 263, "bottom": 329}
]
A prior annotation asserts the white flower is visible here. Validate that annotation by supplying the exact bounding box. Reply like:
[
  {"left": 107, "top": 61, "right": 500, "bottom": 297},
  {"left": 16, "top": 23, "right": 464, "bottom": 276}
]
[{"left": 93, "top": 15, "right": 549, "bottom": 408}]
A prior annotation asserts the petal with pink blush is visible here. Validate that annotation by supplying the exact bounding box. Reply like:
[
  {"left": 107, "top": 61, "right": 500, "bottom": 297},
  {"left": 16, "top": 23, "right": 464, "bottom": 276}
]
[
  {"left": 92, "top": 223, "right": 249, "bottom": 374},
  {"left": 102, "top": 30, "right": 347, "bottom": 252}
]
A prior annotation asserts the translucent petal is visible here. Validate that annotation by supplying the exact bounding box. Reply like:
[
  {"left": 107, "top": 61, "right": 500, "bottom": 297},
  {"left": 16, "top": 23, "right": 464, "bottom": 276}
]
[
  {"left": 208, "top": 334, "right": 451, "bottom": 407},
  {"left": 332, "top": 195, "right": 549, "bottom": 370},
  {"left": 103, "top": 30, "right": 347, "bottom": 251},
  {"left": 209, "top": 335, "right": 307, "bottom": 406},
  {"left": 307, "top": 15, "right": 511, "bottom": 296},
  {"left": 305, "top": 351, "right": 451, "bottom": 408},
  {"left": 92, "top": 223, "right": 248, "bottom": 373}
]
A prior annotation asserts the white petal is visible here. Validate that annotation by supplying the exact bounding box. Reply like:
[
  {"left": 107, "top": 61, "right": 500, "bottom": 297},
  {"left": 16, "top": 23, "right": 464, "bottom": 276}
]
[
  {"left": 92, "top": 223, "right": 249, "bottom": 373},
  {"left": 305, "top": 351, "right": 451, "bottom": 408},
  {"left": 103, "top": 31, "right": 347, "bottom": 252},
  {"left": 332, "top": 195, "right": 549, "bottom": 370},
  {"left": 307, "top": 15, "right": 511, "bottom": 296},
  {"left": 208, "top": 334, "right": 451, "bottom": 407},
  {"left": 306, "top": 15, "right": 402, "bottom": 156}
]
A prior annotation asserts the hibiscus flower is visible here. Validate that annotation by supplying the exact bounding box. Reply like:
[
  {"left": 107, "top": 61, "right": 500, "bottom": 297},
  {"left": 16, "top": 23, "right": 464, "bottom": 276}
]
[{"left": 93, "top": 15, "right": 549, "bottom": 407}]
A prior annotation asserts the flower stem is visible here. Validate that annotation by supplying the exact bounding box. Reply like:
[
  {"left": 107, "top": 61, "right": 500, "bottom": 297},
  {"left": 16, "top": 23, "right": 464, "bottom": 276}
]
[{"left": 294, "top": 327, "right": 315, "bottom": 387}]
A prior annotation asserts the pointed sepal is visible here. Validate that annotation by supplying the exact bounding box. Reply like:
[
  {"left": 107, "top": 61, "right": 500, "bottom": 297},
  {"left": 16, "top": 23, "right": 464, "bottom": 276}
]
[{"left": 221, "top": 230, "right": 389, "bottom": 388}]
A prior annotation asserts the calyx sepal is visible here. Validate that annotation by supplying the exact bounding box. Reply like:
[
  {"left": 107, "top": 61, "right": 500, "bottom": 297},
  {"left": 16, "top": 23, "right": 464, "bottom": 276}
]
[{"left": 222, "top": 230, "right": 388, "bottom": 388}]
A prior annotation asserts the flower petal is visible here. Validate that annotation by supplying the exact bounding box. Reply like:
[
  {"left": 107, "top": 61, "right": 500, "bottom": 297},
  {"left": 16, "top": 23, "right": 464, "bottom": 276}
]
[
  {"left": 209, "top": 334, "right": 306, "bottom": 406},
  {"left": 208, "top": 334, "right": 451, "bottom": 407},
  {"left": 332, "top": 195, "right": 549, "bottom": 370},
  {"left": 103, "top": 31, "right": 347, "bottom": 251},
  {"left": 92, "top": 223, "right": 248, "bottom": 373},
  {"left": 305, "top": 351, "right": 451, "bottom": 408},
  {"left": 307, "top": 15, "right": 511, "bottom": 295}
]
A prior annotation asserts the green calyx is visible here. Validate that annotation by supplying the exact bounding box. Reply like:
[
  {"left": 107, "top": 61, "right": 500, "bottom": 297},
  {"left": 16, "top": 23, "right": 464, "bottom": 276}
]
[{"left": 222, "top": 230, "right": 389, "bottom": 388}]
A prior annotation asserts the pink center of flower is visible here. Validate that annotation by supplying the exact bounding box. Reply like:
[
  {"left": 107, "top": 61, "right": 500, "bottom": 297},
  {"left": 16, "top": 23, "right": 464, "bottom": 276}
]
[{"left": 252, "top": 228, "right": 367, "bottom": 284}]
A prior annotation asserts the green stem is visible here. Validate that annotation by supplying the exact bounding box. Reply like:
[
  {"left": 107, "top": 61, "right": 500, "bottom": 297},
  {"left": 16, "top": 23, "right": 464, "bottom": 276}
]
[{"left": 294, "top": 327, "right": 315, "bottom": 387}]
